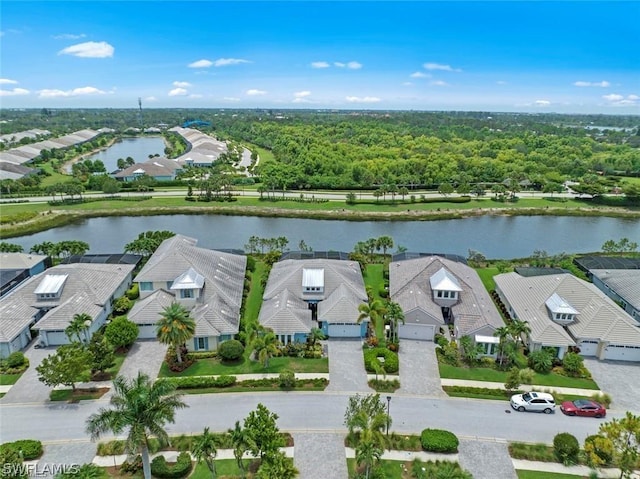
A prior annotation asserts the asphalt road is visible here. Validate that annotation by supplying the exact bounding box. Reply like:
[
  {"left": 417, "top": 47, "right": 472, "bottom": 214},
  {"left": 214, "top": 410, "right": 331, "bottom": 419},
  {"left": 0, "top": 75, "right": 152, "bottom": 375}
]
[{"left": 0, "top": 391, "right": 617, "bottom": 445}]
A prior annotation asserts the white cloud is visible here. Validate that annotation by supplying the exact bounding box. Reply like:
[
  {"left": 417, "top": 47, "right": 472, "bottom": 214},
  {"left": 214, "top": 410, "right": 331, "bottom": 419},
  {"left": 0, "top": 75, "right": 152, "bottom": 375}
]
[
  {"left": 0, "top": 88, "right": 29, "bottom": 97},
  {"left": 410, "top": 72, "right": 430, "bottom": 78},
  {"left": 53, "top": 33, "right": 86, "bottom": 40},
  {"left": 334, "top": 61, "right": 362, "bottom": 69},
  {"left": 628, "top": 95, "right": 639, "bottom": 100},
  {"left": 145, "top": 96, "right": 158, "bottom": 102},
  {"left": 602, "top": 94, "right": 624, "bottom": 101},
  {"left": 294, "top": 91, "right": 311, "bottom": 98},
  {"left": 223, "top": 97, "right": 240, "bottom": 102},
  {"left": 574, "top": 80, "right": 610, "bottom": 87},
  {"left": 173, "top": 81, "right": 192, "bottom": 88},
  {"left": 188, "top": 59, "right": 213, "bottom": 68},
  {"left": 535, "top": 100, "right": 551, "bottom": 106},
  {"left": 0, "top": 78, "right": 18, "bottom": 85},
  {"left": 603, "top": 93, "right": 639, "bottom": 106},
  {"left": 246, "top": 89, "right": 266, "bottom": 96},
  {"left": 311, "top": 61, "right": 330, "bottom": 68},
  {"left": 168, "top": 88, "right": 188, "bottom": 97},
  {"left": 430, "top": 80, "right": 449, "bottom": 87},
  {"left": 213, "top": 58, "right": 250, "bottom": 67},
  {"left": 423, "top": 62, "right": 462, "bottom": 72},
  {"left": 38, "top": 86, "right": 106, "bottom": 98},
  {"left": 58, "top": 41, "right": 114, "bottom": 58},
  {"left": 292, "top": 97, "right": 313, "bottom": 103},
  {"left": 345, "top": 96, "right": 381, "bottom": 103}
]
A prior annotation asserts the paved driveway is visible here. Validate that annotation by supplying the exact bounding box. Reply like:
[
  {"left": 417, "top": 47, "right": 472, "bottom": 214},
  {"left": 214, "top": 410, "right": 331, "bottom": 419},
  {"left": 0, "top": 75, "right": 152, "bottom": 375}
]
[
  {"left": 1, "top": 343, "right": 57, "bottom": 404},
  {"left": 325, "top": 339, "right": 372, "bottom": 393},
  {"left": 117, "top": 340, "right": 167, "bottom": 380},
  {"left": 293, "top": 432, "right": 347, "bottom": 479},
  {"left": 583, "top": 359, "right": 640, "bottom": 413},
  {"left": 397, "top": 340, "right": 447, "bottom": 398},
  {"left": 458, "top": 439, "right": 517, "bottom": 479}
]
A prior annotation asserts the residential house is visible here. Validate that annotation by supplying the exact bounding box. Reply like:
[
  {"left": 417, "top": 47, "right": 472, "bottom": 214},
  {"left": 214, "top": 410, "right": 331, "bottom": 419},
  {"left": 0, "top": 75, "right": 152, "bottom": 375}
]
[
  {"left": 494, "top": 272, "right": 640, "bottom": 361},
  {"left": 0, "top": 263, "right": 135, "bottom": 356},
  {"left": 589, "top": 269, "right": 640, "bottom": 323},
  {"left": 260, "top": 258, "right": 368, "bottom": 342},
  {"left": 0, "top": 253, "right": 50, "bottom": 297},
  {"left": 113, "top": 157, "right": 181, "bottom": 182},
  {"left": 390, "top": 255, "right": 504, "bottom": 354},
  {"left": 131, "top": 235, "right": 246, "bottom": 351}
]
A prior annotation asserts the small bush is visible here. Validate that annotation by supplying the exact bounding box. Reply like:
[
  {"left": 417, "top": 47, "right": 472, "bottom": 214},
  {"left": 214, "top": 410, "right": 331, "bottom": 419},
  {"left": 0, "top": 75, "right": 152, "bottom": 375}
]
[
  {"left": 0, "top": 440, "right": 43, "bottom": 460},
  {"left": 584, "top": 434, "right": 614, "bottom": 467},
  {"left": 420, "top": 429, "right": 459, "bottom": 453},
  {"left": 591, "top": 392, "right": 612, "bottom": 408},
  {"left": 96, "top": 440, "right": 125, "bottom": 456},
  {"left": 112, "top": 296, "right": 133, "bottom": 315},
  {"left": 125, "top": 283, "right": 139, "bottom": 300},
  {"left": 186, "top": 351, "right": 217, "bottom": 360},
  {"left": 120, "top": 455, "right": 142, "bottom": 474},
  {"left": 162, "top": 375, "right": 237, "bottom": 389},
  {"left": 434, "top": 334, "right": 449, "bottom": 348},
  {"left": 562, "top": 352, "right": 584, "bottom": 377},
  {"left": 528, "top": 349, "right": 554, "bottom": 374},
  {"left": 364, "top": 348, "right": 399, "bottom": 373},
  {"left": 6, "top": 352, "right": 26, "bottom": 369},
  {"left": 150, "top": 452, "right": 192, "bottom": 479},
  {"left": 553, "top": 432, "right": 580, "bottom": 465},
  {"left": 279, "top": 370, "right": 296, "bottom": 389},
  {"left": 217, "top": 339, "right": 244, "bottom": 361}
]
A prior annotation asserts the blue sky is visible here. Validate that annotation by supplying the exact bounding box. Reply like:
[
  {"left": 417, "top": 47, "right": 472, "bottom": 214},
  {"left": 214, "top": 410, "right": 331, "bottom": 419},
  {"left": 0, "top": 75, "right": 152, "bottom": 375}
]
[{"left": 1, "top": 1, "right": 639, "bottom": 113}]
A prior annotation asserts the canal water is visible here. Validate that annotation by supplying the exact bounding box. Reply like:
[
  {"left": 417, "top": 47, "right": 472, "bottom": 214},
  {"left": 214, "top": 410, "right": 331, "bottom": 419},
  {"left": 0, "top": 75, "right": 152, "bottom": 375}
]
[{"left": 85, "top": 136, "right": 166, "bottom": 172}]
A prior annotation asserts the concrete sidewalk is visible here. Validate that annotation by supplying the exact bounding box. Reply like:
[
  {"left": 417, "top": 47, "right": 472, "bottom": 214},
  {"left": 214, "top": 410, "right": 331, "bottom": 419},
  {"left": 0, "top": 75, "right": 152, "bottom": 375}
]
[
  {"left": 440, "top": 378, "right": 602, "bottom": 397},
  {"left": 513, "top": 459, "right": 639, "bottom": 479}
]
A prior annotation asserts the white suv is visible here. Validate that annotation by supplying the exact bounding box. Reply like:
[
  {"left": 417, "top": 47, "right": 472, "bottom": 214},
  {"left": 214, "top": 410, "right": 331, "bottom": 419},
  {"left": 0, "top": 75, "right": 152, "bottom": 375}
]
[{"left": 510, "top": 392, "right": 556, "bottom": 414}]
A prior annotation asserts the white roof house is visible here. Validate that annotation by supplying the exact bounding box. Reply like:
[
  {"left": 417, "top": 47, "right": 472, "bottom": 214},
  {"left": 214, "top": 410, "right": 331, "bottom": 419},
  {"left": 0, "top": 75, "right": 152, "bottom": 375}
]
[
  {"left": 590, "top": 269, "right": 640, "bottom": 322},
  {"left": 494, "top": 272, "right": 640, "bottom": 361}
]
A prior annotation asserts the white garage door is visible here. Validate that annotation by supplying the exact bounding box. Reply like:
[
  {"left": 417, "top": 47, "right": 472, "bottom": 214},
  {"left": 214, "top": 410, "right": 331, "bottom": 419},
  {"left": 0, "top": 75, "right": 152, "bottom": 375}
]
[
  {"left": 137, "top": 324, "right": 156, "bottom": 339},
  {"left": 578, "top": 340, "right": 598, "bottom": 356},
  {"left": 399, "top": 324, "right": 435, "bottom": 341},
  {"left": 327, "top": 323, "right": 362, "bottom": 338},
  {"left": 45, "top": 331, "right": 69, "bottom": 346},
  {"left": 604, "top": 345, "right": 640, "bottom": 362}
]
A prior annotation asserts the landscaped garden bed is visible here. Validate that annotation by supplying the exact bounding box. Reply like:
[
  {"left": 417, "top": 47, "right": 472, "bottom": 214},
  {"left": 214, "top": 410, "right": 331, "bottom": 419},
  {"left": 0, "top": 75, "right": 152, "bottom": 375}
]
[
  {"left": 443, "top": 385, "right": 608, "bottom": 406},
  {"left": 159, "top": 355, "right": 328, "bottom": 377},
  {"left": 49, "top": 387, "right": 110, "bottom": 402}
]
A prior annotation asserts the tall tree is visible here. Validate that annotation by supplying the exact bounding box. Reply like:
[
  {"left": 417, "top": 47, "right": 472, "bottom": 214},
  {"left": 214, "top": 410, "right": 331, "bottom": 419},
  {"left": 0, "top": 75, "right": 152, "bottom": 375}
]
[
  {"left": 36, "top": 343, "right": 91, "bottom": 391},
  {"left": 192, "top": 427, "right": 218, "bottom": 479},
  {"left": 596, "top": 412, "right": 640, "bottom": 479},
  {"left": 228, "top": 420, "right": 250, "bottom": 478},
  {"left": 355, "top": 439, "right": 382, "bottom": 479},
  {"left": 253, "top": 330, "right": 280, "bottom": 368},
  {"left": 385, "top": 301, "right": 405, "bottom": 343},
  {"left": 375, "top": 236, "right": 394, "bottom": 256},
  {"left": 157, "top": 302, "right": 196, "bottom": 364},
  {"left": 243, "top": 403, "right": 285, "bottom": 461},
  {"left": 86, "top": 373, "right": 188, "bottom": 479},
  {"left": 357, "top": 300, "right": 387, "bottom": 337},
  {"left": 65, "top": 313, "right": 92, "bottom": 344}
]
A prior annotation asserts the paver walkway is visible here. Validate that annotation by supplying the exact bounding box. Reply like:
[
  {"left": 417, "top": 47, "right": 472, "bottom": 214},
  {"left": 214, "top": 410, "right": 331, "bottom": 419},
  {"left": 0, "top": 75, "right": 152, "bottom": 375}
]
[
  {"left": 457, "top": 439, "right": 517, "bottom": 479},
  {"left": 325, "top": 339, "right": 372, "bottom": 393},
  {"left": 1, "top": 343, "right": 56, "bottom": 404},
  {"left": 117, "top": 340, "right": 167, "bottom": 380},
  {"left": 293, "top": 433, "right": 348, "bottom": 479},
  {"left": 398, "top": 340, "right": 447, "bottom": 397}
]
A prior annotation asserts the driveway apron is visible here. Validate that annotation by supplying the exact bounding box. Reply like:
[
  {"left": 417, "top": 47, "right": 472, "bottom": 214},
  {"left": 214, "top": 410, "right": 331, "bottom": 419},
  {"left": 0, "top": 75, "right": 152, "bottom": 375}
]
[
  {"left": 325, "top": 339, "right": 372, "bottom": 393},
  {"left": 397, "top": 340, "right": 447, "bottom": 398},
  {"left": 583, "top": 358, "right": 640, "bottom": 413},
  {"left": 117, "top": 340, "right": 167, "bottom": 381},
  {"left": 292, "top": 432, "right": 348, "bottom": 479},
  {"left": 1, "top": 343, "right": 57, "bottom": 404},
  {"left": 457, "top": 439, "right": 518, "bottom": 479},
  {"left": 37, "top": 442, "right": 98, "bottom": 479}
]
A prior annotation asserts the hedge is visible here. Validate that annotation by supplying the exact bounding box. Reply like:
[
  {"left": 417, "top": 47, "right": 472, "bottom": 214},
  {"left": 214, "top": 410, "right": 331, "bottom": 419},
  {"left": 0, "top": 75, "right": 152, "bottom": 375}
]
[
  {"left": 553, "top": 432, "right": 580, "bottom": 465},
  {"left": 150, "top": 452, "right": 192, "bottom": 479},
  {"left": 0, "top": 440, "right": 43, "bottom": 460},
  {"left": 420, "top": 429, "right": 459, "bottom": 453},
  {"left": 364, "top": 347, "right": 399, "bottom": 373},
  {"left": 160, "top": 375, "right": 237, "bottom": 389}
]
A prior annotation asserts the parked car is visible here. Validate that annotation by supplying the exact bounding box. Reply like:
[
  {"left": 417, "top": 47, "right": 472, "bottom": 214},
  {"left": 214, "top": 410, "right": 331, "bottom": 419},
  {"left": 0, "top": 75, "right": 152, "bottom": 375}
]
[
  {"left": 510, "top": 392, "right": 556, "bottom": 414},
  {"left": 560, "top": 399, "right": 606, "bottom": 418}
]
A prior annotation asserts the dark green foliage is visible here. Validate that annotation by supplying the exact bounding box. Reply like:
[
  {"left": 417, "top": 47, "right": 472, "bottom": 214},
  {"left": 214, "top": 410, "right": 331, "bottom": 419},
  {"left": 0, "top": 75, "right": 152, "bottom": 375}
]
[
  {"left": 104, "top": 317, "right": 139, "bottom": 350},
  {"left": 112, "top": 296, "right": 133, "bottom": 315},
  {"left": 584, "top": 434, "right": 613, "bottom": 466},
  {"left": 88, "top": 333, "right": 115, "bottom": 376},
  {"left": 420, "top": 429, "right": 459, "bottom": 453},
  {"left": 411, "top": 459, "right": 472, "bottom": 479},
  {"left": 120, "top": 455, "right": 143, "bottom": 474},
  {"left": 217, "top": 339, "right": 244, "bottom": 361},
  {"left": 150, "top": 452, "right": 192, "bottom": 479},
  {"left": 6, "top": 352, "right": 26, "bottom": 369},
  {"left": 55, "top": 463, "right": 107, "bottom": 479},
  {"left": 0, "top": 440, "right": 43, "bottom": 460},
  {"left": 434, "top": 334, "right": 449, "bottom": 348},
  {"left": 363, "top": 348, "right": 399, "bottom": 373},
  {"left": 562, "top": 352, "right": 584, "bottom": 377},
  {"left": 246, "top": 255, "right": 256, "bottom": 272},
  {"left": 528, "top": 349, "right": 554, "bottom": 373},
  {"left": 278, "top": 370, "right": 296, "bottom": 389},
  {"left": 553, "top": 432, "right": 580, "bottom": 465},
  {"left": 125, "top": 283, "right": 139, "bottom": 300},
  {"left": 161, "top": 375, "right": 237, "bottom": 389},
  {"left": 0, "top": 444, "right": 27, "bottom": 479}
]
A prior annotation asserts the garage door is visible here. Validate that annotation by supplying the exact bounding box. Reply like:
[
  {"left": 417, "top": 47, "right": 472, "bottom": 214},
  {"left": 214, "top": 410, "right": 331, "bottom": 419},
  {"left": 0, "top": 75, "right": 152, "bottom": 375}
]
[
  {"left": 137, "top": 324, "right": 156, "bottom": 339},
  {"left": 578, "top": 340, "right": 598, "bottom": 356},
  {"left": 399, "top": 324, "right": 435, "bottom": 341},
  {"left": 604, "top": 345, "right": 640, "bottom": 362},
  {"left": 327, "top": 323, "right": 362, "bottom": 338},
  {"left": 45, "top": 331, "right": 69, "bottom": 346}
]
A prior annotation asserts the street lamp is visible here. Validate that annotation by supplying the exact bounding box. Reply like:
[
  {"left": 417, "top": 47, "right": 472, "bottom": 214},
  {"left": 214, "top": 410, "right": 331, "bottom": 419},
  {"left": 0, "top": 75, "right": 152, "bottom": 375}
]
[{"left": 386, "top": 395, "right": 391, "bottom": 436}]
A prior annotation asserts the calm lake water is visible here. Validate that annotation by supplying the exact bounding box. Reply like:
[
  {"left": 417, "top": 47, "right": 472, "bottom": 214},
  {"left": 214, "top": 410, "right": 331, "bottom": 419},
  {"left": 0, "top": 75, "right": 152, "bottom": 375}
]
[
  {"left": 10, "top": 214, "right": 640, "bottom": 259},
  {"left": 84, "top": 137, "right": 166, "bottom": 172}
]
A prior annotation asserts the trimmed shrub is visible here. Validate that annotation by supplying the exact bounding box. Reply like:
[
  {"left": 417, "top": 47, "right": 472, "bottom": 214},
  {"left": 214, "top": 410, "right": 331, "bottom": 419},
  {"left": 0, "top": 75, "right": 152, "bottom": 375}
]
[
  {"left": 528, "top": 349, "right": 554, "bottom": 373},
  {"left": 364, "top": 347, "right": 399, "bottom": 373},
  {"left": 562, "top": 352, "right": 584, "bottom": 377},
  {"left": 125, "top": 283, "right": 139, "bottom": 300},
  {"left": 6, "top": 352, "right": 26, "bottom": 369},
  {"left": 279, "top": 370, "right": 296, "bottom": 389},
  {"left": 553, "top": 432, "right": 580, "bottom": 465},
  {"left": 56, "top": 463, "right": 108, "bottom": 479},
  {"left": 186, "top": 351, "right": 217, "bottom": 360},
  {"left": 217, "top": 339, "right": 244, "bottom": 361},
  {"left": 434, "top": 334, "right": 449, "bottom": 348},
  {"left": 420, "top": 429, "right": 459, "bottom": 453},
  {"left": 150, "top": 452, "right": 192, "bottom": 479},
  {"left": 161, "top": 375, "right": 237, "bottom": 389},
  {"left": 112, "top": 297, "right": 133, "bottom": 315},
  {"left": 0, "top": 440, "right": 43, "bottom": 460}
]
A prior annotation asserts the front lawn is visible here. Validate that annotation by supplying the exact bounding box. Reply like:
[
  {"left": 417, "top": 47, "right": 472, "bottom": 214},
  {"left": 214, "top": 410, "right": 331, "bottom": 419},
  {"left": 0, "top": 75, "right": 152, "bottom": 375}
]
[
  {"left": 516, "top": 471, "right": 583, "bottom": 479},
  {"left": 0, "top": 373, "right": 22, "bottom": 386},
  {"left": 50, "top": 387, "right": 110, "bottom": 402},
  {"left": 475, "top": 267, "right": 499, "bottom": 292},
  {"left": 159, "top": 356, "right": 328, "bottom": 377},
  {"left": 438, "top": 363, "right": 599, "bottom": 390},
  {"left": 243, "top": 260, "right": 267, "bottom": 323},
  {"left": 443, "top": 385, "right": 592, "bottom": 403}
]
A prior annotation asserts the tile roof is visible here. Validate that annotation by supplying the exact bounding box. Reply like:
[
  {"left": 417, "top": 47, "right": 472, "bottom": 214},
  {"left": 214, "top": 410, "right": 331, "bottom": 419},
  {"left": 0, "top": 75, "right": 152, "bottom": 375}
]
[
  {"left": 0, "top": 253, "right": 47, "bottom": 270},
  {"left": 259, "top": 289, "right": 313, "bottom": 334},
  {"left": 591, "top": 269, "right": 640, "bottom": 312},
  {"left": 128, "top": 289, "right": 176, "bottom": 326}
]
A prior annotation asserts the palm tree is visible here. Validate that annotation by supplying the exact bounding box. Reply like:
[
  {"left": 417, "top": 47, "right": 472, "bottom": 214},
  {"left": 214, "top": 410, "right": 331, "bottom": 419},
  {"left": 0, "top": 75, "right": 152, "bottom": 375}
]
[
  {"left": 228, "top": 420, "right": 250, "bottom": 478},
  {"left": 509, "top": 319, "right": 531, "bottom": 347},
  {"left": 156, "top": 302, "right": 196, "bottom": 364},
  {"left": 385, "top": 301, "right": 405, "bottom": 343},
  {"left": 357, "top": 300, "right": 387, "bottom": 338},
  {"left": 493, "top": 326, "right": 512, "bottom": 367},
  {"left": 65, "top": 313, "right": 92, "bottom": 344},
  {"left": 355, "top": 439, "right": 382, "bottom": 479},
  {"left": 255, "top": 451, "right": 298, "bottom": 479},
  {"left": 375, "top": 236, "right": 394, "bottom": 257},
  {"left": 307, "top": 327, "right": 325, "bottom": 347},
  {"left": 192, "top": 427, "right": 218, "bottom": 479},
  {"left": 86, "top": 373, "right": 188, "bottom": 479},
  {"left": 253, "top": 330, "right": 280, "bottom": 368}
]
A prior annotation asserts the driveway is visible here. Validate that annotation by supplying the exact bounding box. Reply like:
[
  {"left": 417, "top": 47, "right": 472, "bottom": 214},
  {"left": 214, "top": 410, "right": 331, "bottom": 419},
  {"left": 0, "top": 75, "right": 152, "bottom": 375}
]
[
  {"left": 397, "top": 341, "right": 447, "bottom": 398},
  {"left": 292, "top": 432, "right": 347, "bottom": 479},
  {"left": 457, "top": 439, "right": 517, "bottom": 479},
  {"left": 583, "top": 359, "right": 640, "bottom": 413},
  {"left": 117, "top": 340, "right": 167, "bottom": 380},
  {"left": 1, "top": 343, "right": 58, "bottom": 404},
  {"left": 325, "top": 339, "right": 372, "bottom": 393}
]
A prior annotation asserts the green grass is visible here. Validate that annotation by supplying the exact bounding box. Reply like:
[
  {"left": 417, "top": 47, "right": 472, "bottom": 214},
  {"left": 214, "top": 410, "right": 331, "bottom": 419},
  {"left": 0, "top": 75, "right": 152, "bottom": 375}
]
[
  {"left": 189, "top": 459, "right": 259, "bottom": 479},
  {"left": 443, "top": 385, "right": 592, "bottom": 403},
  {"left": 475, "top": 267, "right": 499, "bottom": 292},
  {"left": 105, "top": 352, "right": 127, "bottom": 378},
  {"left": 0, "top": 373, "right": 22, "bottom": 385},
  {"left": 159, "top": 356, "right": 328, "bottom": 377},
  {"left": 346, "top": 458, "right": 407, "bottom": 479},
  {"left": 516, "top": 471, "right": 584, "bottom": 479},
  {"left": 179, "top": 382, "right": 327, "bottom": 394},
  {"left": 363, "top": 263, "right": 386, "bottom": 338},
  {"left": 243, "top": 260, "right": 267, "bottom": 323},
  {"left": 438, "top": 363, "right": 599, "bottom": 390},
  {"left": 50, "top": 387, "right": 109, "bottom": 402}
]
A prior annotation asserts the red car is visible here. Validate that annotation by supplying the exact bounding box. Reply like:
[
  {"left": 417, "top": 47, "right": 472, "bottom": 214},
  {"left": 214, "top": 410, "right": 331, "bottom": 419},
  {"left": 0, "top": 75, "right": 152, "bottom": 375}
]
[{"left": 560, "top": 399, "right": 606, "bottom": 418}]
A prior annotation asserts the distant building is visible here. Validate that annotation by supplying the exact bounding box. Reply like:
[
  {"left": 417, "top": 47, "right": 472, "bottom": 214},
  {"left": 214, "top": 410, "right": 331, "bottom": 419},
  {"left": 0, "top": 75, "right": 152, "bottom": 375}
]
[{"left": 0, "top": 253, "right": 50, "bottom": 297}]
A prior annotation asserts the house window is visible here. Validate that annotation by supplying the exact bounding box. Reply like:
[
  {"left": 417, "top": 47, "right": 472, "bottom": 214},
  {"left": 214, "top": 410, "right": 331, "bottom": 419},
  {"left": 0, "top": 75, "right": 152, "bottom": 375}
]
[
  {"left": 166, "top": 281, "right": 173, "bottom": 289},
  {"left": 180, "top": 289, "right": 193, "bottom": 299},
  {"left": 140, "top": 282, "right": 153, "bottom": 291},
  {"left": 196, "top": 337, "right": 208, "bottom": 351},
  {"left": 437, "top": 291, "right": 443, "bottom": 298}
]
